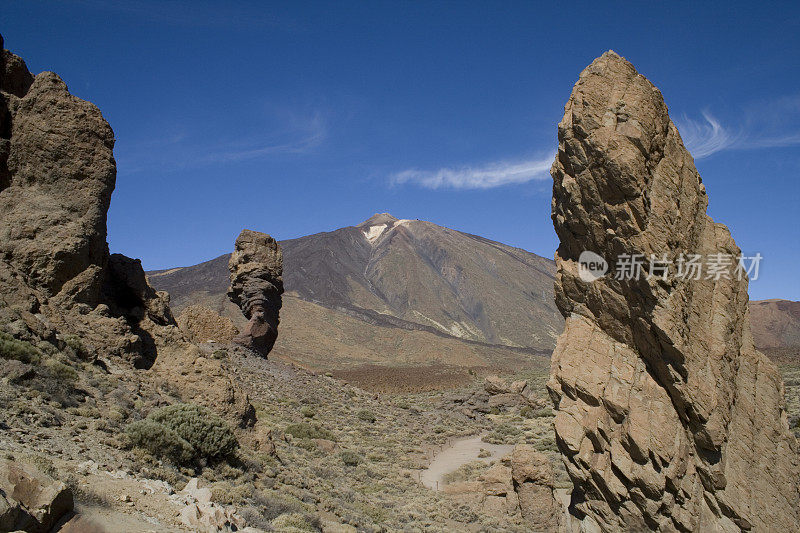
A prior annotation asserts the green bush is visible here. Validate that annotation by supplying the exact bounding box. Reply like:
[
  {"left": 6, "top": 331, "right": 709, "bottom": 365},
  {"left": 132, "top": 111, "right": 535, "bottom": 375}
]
[
  {"left": 299, "top": 405, "right": 316, "bottom": 418},
  {"left": 125, "top": 403, "right": 237, "bottom": 466},
  {"left": 0, "top": 332, "right": 40, "bottom": 364},
  {"left": 519, "top": 405, "right": 534, "bottom": 418},
  {"left": 356, "top": 409, "right": 376, "bottom": 423},
  {"left": 125, "top": 419, "right": 195, "bottom": 465},
  {"left": 149, "top": 403, "right": 238, "bottom": 461},
  {"left": 340, "top": 450, "right": 362, "bottom": 467},
  {"left": 285, "top": 423, "right": 334, "bottom": 441}
]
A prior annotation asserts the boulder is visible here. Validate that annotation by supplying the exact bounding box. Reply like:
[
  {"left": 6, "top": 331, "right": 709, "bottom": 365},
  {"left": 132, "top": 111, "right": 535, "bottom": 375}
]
[
  {"left": 179, "top": 478, "right": 245, "bottom": 532},
  {"left": 548, "top": 50, "right": 800, "bottom": 531},
  {"left": 510, "top": 445, "right": 560, "bottom": 530},
  {"left": 227, "top": 229, "right": 283, "bottom": 357},
  {"left": 177, "top": 304, "right": 239, "bottom": 344},
  {"left": 314, "top": 438, "right": 338, "bottom": 455},
  {"left": 0, "top": 460, "right": 74, "bottom": 533},
  {"left": 484, "top": 375, "right": 508, "bottom": 394},
  {"left": 0, "top": 35, "right": 256, "bottom": 428}
]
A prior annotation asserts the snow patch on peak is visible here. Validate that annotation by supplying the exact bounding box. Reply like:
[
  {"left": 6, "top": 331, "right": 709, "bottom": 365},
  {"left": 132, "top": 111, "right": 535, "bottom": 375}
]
[{"left": 363, "top": 224, "right": 388, "bottom": 243}]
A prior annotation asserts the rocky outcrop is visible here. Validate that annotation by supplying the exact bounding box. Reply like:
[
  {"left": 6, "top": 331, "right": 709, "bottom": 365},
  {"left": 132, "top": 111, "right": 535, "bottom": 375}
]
[
  {"left": 228, "top": 229, "right": 283, "bottom": 357},
  {"left": 0, "top": 460, "right": 74, "bottom": 532},
  {"left": 0, "top": 34, "right": 177, "bottom": 368},
  {"left": 443, "top": 445, "right": 560, "bottom": 526},
  {"left": 0, "top": 35, "right": 255, "bottom": 427},
  {"left": 548, "top": 51, "right": 800, "bottom": 531},
  {"left": 511, "top": 445, "right": 561, "bottom": 530},
  {"left": 177, "top": 304, "right": 239, "bottom": 344},
  {"left": 178, "top": 478, "right": 246, "bottom": 532}
]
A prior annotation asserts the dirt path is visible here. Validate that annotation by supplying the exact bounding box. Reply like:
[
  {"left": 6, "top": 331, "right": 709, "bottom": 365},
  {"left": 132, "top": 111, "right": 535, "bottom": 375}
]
[{"left": 420, "top": 434, "right": 514, "bottom": 490}]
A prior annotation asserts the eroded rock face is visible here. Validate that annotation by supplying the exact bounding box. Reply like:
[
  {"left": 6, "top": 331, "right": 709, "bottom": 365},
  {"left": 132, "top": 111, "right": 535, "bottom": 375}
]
[
  {"left": 548, "top": 50, "right": 800, "bottom": 531},
  {"left": 228, "top": 229, "right": 283, "bottom": 357}
]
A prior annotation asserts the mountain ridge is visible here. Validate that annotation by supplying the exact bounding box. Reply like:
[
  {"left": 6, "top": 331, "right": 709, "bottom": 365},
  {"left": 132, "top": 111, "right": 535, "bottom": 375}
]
[
  {"left": 149, "top": 213, "right": 562, "bottom": 350},
  {"left": 147, "top": 214, "right": 562, "bottom": 373}
]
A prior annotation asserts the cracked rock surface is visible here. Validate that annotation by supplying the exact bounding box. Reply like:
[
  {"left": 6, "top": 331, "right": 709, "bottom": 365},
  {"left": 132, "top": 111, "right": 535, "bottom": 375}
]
[{"left": 548, "top": 51, "right": 800, "bottom": 532}]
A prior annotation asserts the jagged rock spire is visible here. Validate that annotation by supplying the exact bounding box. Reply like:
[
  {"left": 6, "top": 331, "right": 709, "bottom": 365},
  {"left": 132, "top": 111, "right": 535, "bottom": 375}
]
[{"left": 549, "top": 51, "right": 800, "bottom": 531}]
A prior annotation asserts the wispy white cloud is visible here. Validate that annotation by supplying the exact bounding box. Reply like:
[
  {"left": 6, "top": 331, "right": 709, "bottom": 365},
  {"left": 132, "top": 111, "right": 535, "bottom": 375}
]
[
  {"left": 676, "top": 111, "right": 741, "bottom": 158},
  {"left": 202, "top": 113, "right": 327, "bottom": 163},
  {"left": 677, "top": 96, "right": 800, "bottom": 159},
  {"left": 391, "top": 153, "right": 555, "bottom": 190},
  {"left": 117, "top": 110, "right": 327, "bottom": 173}
]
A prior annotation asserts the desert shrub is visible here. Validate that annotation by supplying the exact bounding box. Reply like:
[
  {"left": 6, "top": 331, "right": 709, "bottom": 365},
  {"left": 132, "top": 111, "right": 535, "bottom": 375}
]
[
  {"left": 340, "top": 450, "right": 362, "bottom": 467},
  {"left": 442, "top": 460, "right": 490, "bottom": 484},
  {"left": 285, "top": 422, "right": 334, "bottom": 441},
  {"left": 125, "top": 403, "right": 237, "bottom": 466},
  {"left": 272, "top": 512, "right": 315, "bottom": 532},
  {"left": 300, "top": 405, "right": 316, "bottom": 418},
  {"left": 483, "top": 423, "right": 523, "bottom": 444},
  {"left": 533, "top": 407, "right": 553, "bottom": 418},
  {"left": 534, "top": 436, "right": 557, "bottom": 453},
  {"left": 125, "top": 419, "right": 195, "bottom": 465},
  {"left": 23, "top": 357, "right": 82, "bottom": 407},
  {"left": 254, "top": 491, "right": 305, "bottom": 522},
  {"left": 519, "top": 405, "right": 534, "bottom": 418},
  {"left": 212, "top": 349, "right": 228, "bottom": 359},
  {"left": 43, "top": 358, "right": 78, "bottom": 383},
  {"left": 0, "top": 331, "right": 40, "bottom": 363},
  {"left": 62, "top": 334, "right": 89, "bottom": 359},
  {"left": 356, "top": 409, "right": 377, "bottom": 423},
  {"left": 211, "top": 481, "right": 252, "bottom": 505},
  {"left": 295, "top": 439, "right": 318, "bottom": 452},
  {"left": 149, "top": 403, "right": 238, "bottom": 461}
]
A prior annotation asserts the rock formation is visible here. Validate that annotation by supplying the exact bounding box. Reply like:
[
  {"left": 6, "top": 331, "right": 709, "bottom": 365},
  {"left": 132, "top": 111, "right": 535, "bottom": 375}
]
[
  {"left": 0, "top": 34, "right": 254, "bottom": 426},
  {"left": 548, "top": 51, "right": 800, "bottom": 531},
  {"left": 0, "top": 33, "right": 175, "bottom": 368},
  {"left": 228, "top": 229, "right": 283, "bottom": 356}
]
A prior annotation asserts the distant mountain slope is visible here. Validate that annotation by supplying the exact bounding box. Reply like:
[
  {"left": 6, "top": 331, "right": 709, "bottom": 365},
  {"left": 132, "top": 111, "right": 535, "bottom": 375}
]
[
  {"left": 750, "top": 299, "right": 800, "bottom": 359},
  {"left": 148, "top": 214, "right": 563, "bottom": 365}
]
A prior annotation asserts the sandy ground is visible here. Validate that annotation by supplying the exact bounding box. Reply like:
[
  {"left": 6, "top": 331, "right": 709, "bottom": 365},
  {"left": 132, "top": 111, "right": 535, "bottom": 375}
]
[{"left": 420, "top": 434, "right": 514, "bottom": 490}]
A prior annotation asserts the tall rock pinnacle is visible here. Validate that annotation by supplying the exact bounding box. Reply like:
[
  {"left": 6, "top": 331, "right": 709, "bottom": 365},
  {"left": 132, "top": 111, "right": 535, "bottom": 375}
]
[
  {"left": 228, "top": 229, "right": 284, "bottom": 357},
  {"left": 548, "top": 51, "right": 800, "bottom": 531}
]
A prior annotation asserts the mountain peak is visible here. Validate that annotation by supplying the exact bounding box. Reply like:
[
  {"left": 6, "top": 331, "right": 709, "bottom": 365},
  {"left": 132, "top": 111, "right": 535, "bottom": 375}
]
[{"left": 358, "top": 213, "right": 398, "bottom": 228}]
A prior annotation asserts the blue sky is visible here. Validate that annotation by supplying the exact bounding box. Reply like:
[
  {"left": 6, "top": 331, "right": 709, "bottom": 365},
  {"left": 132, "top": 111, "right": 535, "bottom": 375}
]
[{"left": 4, "top": 1, "right": 800, "bottom": 300}]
